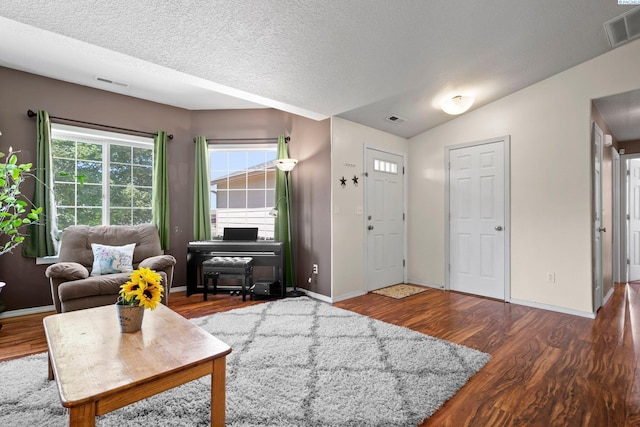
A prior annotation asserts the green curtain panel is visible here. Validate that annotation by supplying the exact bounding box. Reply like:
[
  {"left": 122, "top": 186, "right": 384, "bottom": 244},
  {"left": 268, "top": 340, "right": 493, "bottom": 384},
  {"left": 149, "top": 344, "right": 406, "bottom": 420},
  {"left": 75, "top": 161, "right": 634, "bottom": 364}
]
[
  {"left": 152, "top": 131, "right": 170, "bottom": 250},
  {"left": 193, "top": 136, "right": 211, "bottom": 241},
  {"left": 274, "top": 135, "right": 293, "bottom": 287},
  {"left": 23, "top": 110, "right": 58, "bottom": 257}
]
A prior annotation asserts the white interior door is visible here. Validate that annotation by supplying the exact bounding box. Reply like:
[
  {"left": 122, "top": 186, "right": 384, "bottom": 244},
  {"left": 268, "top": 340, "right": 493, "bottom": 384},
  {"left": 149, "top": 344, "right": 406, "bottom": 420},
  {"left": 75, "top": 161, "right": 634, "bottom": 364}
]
[
  {"left": 593, "top": 123, "right": 603, "bottom": 311},
  {"left": 448, "top": 140, "right": 506, "bottom": 300},
  {"left": 628, "top": 158, "right": 640, "bottom": 281},
  {"left": 365, "top": 148, "right": 404, "bottom": 290}
]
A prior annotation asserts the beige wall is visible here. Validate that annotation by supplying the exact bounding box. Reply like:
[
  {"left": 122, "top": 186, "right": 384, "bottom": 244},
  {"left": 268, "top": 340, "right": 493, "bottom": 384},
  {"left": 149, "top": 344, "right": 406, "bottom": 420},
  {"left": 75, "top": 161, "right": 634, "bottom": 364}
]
[
  {"left": 331, "top": 117, "right": 408, "bottom": 300},
  {"left": 0, "top": 68, "right": 332, "bottom": 312},
  {"left": 407, "top": 38, "right": 640, "bottom": 316}
]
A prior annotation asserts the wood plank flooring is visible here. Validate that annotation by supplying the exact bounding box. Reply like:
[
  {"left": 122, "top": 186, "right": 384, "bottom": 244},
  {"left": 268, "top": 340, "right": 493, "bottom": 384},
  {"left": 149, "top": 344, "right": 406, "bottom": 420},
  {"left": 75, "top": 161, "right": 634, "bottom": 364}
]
[{"left": 1, "top": 283, "right": 638, "bottom": 426}]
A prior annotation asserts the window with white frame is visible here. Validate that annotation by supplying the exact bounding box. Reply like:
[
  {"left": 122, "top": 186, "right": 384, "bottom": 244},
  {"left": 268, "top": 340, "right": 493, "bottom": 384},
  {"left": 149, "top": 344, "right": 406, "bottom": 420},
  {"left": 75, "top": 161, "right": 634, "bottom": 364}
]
[
  {"left": 209, "top": 144, "right": 277, "bottom": 239},
  {"left": 51, "top": 124, "right": 154, "bottom": 234}
]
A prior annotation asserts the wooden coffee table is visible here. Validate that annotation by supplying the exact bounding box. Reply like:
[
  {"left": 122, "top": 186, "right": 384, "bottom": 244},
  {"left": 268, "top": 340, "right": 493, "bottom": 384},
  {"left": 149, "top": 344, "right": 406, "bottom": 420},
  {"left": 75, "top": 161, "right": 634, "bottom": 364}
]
[{"left": 43, "top": 304, "right": 231, "bottom": 427}]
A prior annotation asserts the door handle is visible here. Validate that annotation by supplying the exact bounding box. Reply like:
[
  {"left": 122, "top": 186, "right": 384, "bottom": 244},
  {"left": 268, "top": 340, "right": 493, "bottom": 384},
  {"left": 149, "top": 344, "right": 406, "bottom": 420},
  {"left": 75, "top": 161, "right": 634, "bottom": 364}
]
[
  {"left": 598, "top": 227, "right": 606, "bottom": 232},
  {"left": 368, "top": 225, "right": 374, "bottom": 230},
  {"left": 495, "top": 226, "right": 503, "bottom": 231}
]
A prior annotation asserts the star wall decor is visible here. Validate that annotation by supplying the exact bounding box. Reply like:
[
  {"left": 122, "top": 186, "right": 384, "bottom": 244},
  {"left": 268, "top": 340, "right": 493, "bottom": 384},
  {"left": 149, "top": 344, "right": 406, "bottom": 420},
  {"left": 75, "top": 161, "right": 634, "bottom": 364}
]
[
  {"left": 340, "top": 176, "right": 347, "bottom": 187},
  {"left": 352, "top": 175, "right": 359, "bottom": 186}
]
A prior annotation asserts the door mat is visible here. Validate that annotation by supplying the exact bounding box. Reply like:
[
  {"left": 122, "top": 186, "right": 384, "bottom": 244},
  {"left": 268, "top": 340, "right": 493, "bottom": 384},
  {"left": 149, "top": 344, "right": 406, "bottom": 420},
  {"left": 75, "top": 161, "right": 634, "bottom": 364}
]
[{"left": 372, "top": 284, "right": 427, "bottom": 299}]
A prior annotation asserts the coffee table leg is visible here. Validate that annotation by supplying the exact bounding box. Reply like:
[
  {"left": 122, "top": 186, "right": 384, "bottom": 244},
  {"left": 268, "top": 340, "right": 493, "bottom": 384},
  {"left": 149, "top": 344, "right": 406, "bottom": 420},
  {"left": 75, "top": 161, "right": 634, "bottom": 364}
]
[
  {"left": 48, "top": 352, "right": 54, "bottom": 381},
  {"left": 69, "top": 402, "right": 96, "bottom": 427},
  {"left": 211, "top": 356, "right": 226, "bottom": 427}
]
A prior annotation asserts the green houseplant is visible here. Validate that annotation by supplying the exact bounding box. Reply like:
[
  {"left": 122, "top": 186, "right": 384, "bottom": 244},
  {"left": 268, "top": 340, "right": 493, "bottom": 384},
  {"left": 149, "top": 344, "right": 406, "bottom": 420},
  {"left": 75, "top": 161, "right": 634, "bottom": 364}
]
[
  {"left": 0, "top": 146, "right": 42, "bottom": 256},
  {"left": 0, "top": 135, "right": 42, "bottom": 318}
]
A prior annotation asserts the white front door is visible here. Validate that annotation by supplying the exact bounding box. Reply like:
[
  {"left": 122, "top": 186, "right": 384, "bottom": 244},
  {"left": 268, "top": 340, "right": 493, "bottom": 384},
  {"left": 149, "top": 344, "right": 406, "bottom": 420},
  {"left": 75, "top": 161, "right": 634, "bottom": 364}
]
[
  {"left": 448, "top": 140, "right": 507, "bottom": 300},
  {"left": 593, "top": 123, "right": 603, "bottom": 311},
  {"left": 365, "top": 148, "right": 405, "bottom": 290},
  {"left": 628, "top": 158, "right": 640, "bottom": 281}
]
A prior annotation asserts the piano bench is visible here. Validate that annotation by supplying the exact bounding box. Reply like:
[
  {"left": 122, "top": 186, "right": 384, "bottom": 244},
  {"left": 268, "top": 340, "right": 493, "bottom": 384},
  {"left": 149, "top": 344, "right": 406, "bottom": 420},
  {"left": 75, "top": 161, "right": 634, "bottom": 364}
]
[{"left": 202, "top": 257, "right": 254, "bottom": 302}]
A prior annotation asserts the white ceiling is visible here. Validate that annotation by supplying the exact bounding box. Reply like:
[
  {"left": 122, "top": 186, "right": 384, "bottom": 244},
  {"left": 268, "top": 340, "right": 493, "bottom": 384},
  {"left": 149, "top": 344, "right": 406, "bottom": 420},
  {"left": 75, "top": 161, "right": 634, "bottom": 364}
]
[
  {"left": 0, "top": 1, "right": 638, "bottom": 139},
  {"left": 594, "top": 89, "right": 640, "bottom": 142}
]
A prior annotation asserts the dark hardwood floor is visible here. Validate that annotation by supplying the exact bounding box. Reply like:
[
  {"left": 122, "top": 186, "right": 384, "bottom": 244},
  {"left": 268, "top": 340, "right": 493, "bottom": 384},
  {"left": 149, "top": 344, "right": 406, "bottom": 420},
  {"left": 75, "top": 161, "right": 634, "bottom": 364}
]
[{"left": 1, "top": 283, "right": 638, "bottom": 426}]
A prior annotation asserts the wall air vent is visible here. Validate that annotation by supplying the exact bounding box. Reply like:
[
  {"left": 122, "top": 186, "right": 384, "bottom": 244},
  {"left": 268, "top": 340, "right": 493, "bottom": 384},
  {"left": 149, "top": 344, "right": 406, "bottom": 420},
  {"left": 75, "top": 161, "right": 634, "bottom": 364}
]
[
  {"left": 604, "top": 6, "right": 640, "bottom": 48},
  {"left": 95, "top": 76, "right": 129, "bottom": 88},
  {"left": 385, "top": 115, "right": 407, "bottom": 124}
]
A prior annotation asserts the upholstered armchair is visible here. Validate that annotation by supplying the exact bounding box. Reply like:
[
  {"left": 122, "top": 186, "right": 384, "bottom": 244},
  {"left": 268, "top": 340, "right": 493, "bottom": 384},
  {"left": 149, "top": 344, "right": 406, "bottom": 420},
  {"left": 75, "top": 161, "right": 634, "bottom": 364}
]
[{"left": 45, "top": 224, "right": 176, "bottom": 313}]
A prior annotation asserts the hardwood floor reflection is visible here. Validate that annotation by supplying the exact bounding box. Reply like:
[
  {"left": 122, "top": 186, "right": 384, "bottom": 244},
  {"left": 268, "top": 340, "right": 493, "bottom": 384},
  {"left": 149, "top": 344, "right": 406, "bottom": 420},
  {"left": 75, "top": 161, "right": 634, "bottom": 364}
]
[{"left": 1, "top": 284, "right": 639, "bottom": 426}]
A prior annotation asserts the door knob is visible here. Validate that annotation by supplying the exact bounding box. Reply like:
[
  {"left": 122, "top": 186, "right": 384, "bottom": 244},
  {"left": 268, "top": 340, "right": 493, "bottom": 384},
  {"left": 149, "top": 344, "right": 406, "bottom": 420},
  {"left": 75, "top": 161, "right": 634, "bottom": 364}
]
[
  {"left": 368, "top": 225, "right": 374, "bottom": 230},
  {"left": 598, "top": 227, "right": 606, "bottom": 232},
  {"left": 495, "top": 226, "right": 503, "bottom": 231}
]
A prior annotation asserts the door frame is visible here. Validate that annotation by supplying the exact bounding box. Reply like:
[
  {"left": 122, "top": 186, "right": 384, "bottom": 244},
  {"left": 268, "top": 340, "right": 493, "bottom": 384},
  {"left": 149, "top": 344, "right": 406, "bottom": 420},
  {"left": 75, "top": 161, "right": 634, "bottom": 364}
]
[
  {"left": 592, "top": 122, "right": 604, "bottom": 312},
  {"left": 620, "top": 153, "right": 640, "bottom": 282},
  {"left": 444, "top": 136, "right": 511, "bottom": 301},
  {"left": 363, "top": 145, "right": 408, "bottom": 290}
]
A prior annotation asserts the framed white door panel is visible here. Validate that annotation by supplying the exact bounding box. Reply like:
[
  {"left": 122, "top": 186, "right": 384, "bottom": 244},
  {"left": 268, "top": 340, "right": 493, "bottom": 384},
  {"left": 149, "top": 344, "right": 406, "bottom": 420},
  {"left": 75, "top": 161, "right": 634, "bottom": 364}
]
[
  {"left": 365, "top": 148, "right": 405, "bottom": 291},
  {"left": 446, "top": 137, "right": 509, "bottom": 300}
]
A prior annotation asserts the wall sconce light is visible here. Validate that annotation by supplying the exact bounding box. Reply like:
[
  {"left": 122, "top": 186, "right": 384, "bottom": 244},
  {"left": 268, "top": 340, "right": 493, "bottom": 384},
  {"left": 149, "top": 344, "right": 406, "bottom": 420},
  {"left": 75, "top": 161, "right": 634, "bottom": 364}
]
[{"left": 441, "top": 96, "right": 474, "bottom": 115}]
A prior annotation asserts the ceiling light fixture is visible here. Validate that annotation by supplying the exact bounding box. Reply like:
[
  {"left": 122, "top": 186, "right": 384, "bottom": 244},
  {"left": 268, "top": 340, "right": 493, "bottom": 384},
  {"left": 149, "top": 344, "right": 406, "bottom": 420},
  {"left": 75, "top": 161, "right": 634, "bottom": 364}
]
[{"left": 441, "top": 96, "right": 474, "bottom": 115}]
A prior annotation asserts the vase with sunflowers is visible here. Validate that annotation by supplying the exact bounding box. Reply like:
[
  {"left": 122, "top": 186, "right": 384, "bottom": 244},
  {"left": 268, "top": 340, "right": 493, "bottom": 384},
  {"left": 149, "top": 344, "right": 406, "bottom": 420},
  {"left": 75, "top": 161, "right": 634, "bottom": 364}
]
[{"left": 117, "top": 267, "right": 164, "bottom": 332}]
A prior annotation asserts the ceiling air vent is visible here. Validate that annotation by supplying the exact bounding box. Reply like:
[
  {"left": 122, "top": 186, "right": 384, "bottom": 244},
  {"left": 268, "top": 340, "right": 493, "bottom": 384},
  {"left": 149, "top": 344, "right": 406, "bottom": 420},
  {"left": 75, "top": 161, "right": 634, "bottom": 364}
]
[
  {"left": 385, "top": 115, "right": 407, "bottom": 124},
  {"left": 604, "top": 6, "right": 640, "bottom": 48},
  {"left": 95, "top": 76, "right": 129, "bottom": 88}
]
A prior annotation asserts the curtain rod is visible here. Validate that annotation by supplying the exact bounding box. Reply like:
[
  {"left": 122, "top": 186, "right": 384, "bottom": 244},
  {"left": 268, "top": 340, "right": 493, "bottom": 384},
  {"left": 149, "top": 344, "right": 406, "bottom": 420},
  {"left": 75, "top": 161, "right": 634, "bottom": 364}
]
[
  {"left": 27, "top": 109, "right": 174, "bottom": 140},
  {"left": 194, "top": 136, "right": 290, "bottom": 143}
]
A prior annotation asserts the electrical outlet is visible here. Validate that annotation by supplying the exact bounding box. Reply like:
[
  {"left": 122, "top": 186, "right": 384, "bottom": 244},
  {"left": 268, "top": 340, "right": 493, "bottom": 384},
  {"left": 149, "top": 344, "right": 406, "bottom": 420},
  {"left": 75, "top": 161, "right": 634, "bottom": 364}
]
[
  {"left": 546, "top": 272, "right": 555, "bottom": 283},
  {"left": 313, "top": 264, "right": 319, "bottom": 275}
]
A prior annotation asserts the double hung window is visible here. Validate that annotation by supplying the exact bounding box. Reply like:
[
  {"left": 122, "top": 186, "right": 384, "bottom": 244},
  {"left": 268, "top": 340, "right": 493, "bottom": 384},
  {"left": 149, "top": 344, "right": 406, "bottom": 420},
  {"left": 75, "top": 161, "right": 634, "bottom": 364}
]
[
  {"left": 208, "top": 144, "right": 277, "bottom": 239},
  {"left": 51, "top": 124, "right": 154, "bottom": 233}
]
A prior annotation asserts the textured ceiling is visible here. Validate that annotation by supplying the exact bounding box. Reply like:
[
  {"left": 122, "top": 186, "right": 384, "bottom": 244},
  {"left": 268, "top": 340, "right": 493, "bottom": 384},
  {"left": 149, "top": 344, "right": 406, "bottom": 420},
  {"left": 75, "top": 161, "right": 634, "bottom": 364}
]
[
  {"left": 0, "top": 1, "right": 637, "bottom": 138},
  {"left": 594, "top": 89, "right": 640, "bottom": 142}
]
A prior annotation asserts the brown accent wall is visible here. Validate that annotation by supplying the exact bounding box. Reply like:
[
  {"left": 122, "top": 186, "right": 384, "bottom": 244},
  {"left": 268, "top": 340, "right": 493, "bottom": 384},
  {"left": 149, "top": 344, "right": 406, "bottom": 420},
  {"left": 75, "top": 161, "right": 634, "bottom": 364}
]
[
  {"left": 592, "top": 103, "right": 617, "bottom": 299},
  {"left": 619, "top": 139, "right": 640, "bottom": 154},
  {"left": 0, "top": 67, "right": 331, "bottom": 312}
]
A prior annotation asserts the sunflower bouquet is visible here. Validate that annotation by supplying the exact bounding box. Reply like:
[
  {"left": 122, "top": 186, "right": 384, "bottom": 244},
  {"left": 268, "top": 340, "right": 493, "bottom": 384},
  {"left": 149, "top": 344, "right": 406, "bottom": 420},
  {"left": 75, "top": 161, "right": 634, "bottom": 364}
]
[{"left": 119, "top": 267, "right": 164, "bottom": 310}]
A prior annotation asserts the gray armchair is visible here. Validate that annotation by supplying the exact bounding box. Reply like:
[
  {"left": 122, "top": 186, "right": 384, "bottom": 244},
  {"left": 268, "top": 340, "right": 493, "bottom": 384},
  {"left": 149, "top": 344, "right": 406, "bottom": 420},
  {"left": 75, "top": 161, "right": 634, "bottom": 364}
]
[{"left": 45, "top": 224, "right": 176, "bottom": 313}]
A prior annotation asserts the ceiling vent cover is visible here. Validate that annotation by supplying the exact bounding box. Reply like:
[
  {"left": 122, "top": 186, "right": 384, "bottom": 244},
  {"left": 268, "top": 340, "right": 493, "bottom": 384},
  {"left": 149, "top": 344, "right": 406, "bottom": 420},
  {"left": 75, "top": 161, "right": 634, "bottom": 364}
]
[
  {"left": 604, "top": 6, "right": 640, "bottom": 48},
  {"left": 385, "top": 115, "right": 407, "bottom": 124}
]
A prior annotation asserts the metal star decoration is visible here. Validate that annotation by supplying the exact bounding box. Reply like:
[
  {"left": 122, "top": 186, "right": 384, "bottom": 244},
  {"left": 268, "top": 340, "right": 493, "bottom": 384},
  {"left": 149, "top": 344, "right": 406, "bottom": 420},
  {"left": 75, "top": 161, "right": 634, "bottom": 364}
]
[
  {"left": 340, "top": 176, "right": 347, "bottom": 187},
  {"left": 352, "top": 175, "right": 359, "bottom": 186}
]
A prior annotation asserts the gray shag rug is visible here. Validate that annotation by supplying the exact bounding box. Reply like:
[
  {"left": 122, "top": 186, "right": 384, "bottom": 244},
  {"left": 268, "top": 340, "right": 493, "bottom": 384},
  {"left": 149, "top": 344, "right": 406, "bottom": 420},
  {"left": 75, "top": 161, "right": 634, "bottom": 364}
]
[{"left": 0, "top": 297, "right": 490, "bottom": 426}]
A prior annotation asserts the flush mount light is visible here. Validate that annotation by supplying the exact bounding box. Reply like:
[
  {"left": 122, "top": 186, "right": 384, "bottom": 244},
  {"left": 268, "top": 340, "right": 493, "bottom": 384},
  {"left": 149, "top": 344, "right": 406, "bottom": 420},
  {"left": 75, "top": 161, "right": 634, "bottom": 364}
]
[{"left": 441, "top": 96, "right": 474, "bottom": 115}]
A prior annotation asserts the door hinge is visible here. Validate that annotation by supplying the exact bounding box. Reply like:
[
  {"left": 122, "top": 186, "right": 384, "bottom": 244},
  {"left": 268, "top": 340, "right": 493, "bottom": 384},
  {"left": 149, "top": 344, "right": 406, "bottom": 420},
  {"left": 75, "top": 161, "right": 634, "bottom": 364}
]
[
  {"left": 403, "top": 259, "right": 406, "bottom": 267},
  {"left": 627, "top": 259, "right": 631, "bottom": 265},
  {"left": 403, "top": 166, "right": 405, "bottom": 175},
  {"left": 403, "top": 213, "right": 405, "bottom": 221},
  {"left": 627, "top": 170, "right": 631, "bottom": 176},
  {"left": 627, "top": 214, "right": 631, "bottom": 220},
  {"left": 364, "top": 172, "right": 369, "bottom": 177}
]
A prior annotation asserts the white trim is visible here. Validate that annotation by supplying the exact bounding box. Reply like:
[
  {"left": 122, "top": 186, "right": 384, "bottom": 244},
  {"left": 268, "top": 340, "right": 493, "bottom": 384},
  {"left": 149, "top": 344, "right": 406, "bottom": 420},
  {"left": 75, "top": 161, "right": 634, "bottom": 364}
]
[
  {"left": 603, "top": 286, "right": 615, "bottom": 307},
  {"left": 444, "top": 136, "right": 511, "bottom": 301},
  {"left": 329, "top": 290, "right": 368, "bottom": 303},
  {"left": 170, "top": 285, "right": 187, "bottom": 293},
  {"left": 509, "top": 298, "right": 596, "bottom": 319},
  {"left": 406, "top": 279, "right": 444, "bottom": 290},
  {"left": 363, "top": 145, "right": 408, "bottom": 289},
  {"left": 612, "top": 148, "right": 622, "bottom": 283},
  {"left": 0, "top": 304, "right": 55, "bottom": 319}
]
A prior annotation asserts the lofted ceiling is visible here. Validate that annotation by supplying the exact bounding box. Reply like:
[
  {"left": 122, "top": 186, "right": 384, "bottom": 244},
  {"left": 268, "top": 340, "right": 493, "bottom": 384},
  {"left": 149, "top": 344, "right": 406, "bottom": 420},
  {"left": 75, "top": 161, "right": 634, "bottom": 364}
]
[{"left": 0, "top": 1, "right": 638, "bottom": 139}]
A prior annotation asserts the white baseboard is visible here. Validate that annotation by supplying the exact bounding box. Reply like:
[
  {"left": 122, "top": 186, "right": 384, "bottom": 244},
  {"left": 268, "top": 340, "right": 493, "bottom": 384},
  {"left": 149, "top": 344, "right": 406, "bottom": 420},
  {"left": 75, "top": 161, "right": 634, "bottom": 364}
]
[
  {"left": 509, "top": 298, "right": 596, "bottom": 319},
  {"left": 0, "top": 304, "right": 55, "bottom": 319},
  {"left": 603, "top": 287, "right": 614, "bottom": 306},
  {"left": 170, "top": 285, "right": 187, "bottom": 293},
  {"left": 406, "top": 279, "right": 445, "bottom": 290},
  {"left": 330, "top": 290, "right": 368, "bottom": 303}
]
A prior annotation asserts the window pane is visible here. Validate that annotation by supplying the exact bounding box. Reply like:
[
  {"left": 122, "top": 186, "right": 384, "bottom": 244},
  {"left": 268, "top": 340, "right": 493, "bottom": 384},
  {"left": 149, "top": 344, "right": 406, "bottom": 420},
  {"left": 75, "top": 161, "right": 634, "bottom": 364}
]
[
  {"left": 133, "top": 209, "right": 152, "bottom": 225},
  {"left": 248, "top": 170, "right": 266, "bottom": 189},
  {"left": 217, "top": 190, "right": 229, "bottom": 208},
  {"left": 228, "top": 151, "right": 247, "bottom": 173},
  {"left": 111, "top": 145, "right": 131, "bottom": 163},
  {"left": 77, "top": 208, "right": 102, "bottom": 226},
  {"left": 110, "top": 163, "right": 131, "bottom": 185},
  {"left": 54, "top": 183, "right": 76, "bottom": 206},
  {"left": 77, "top": 184, "right": 102, "bottom": 207},
  {"left": 229, "top": 190, "right": 247, "bottom": 209},
  {"left": 248, "top": 190, "right": 266, "bottom": 208},
  {"left": 247, "top": 151, "right": 265, "bottom": 167},
  {"left": 133, "top": 147, "right": 152, "bottom": 166},
  {"left": 54, "top": 158, "right": 76, "bottom": 182},
  {"left": 133, "top": 187, "right": 152, "bottom": 207},
  {"left": 77, "top": 142, "right": 102, "bottom": 161},
  {"left": 228, "top": 172, "right": 247, "bottom": 189},
  {"left": 210, "top": 151, "right": 228, "bottom": 171},
  {"left": 110, "top": 185, "right": 131, "bottom": 207},
  {"left": 132, "top": 165, "right": 152, "bottom": 186},
  {"left": 77, "top": 161, "right": 102, "bottom": 184},
  {"left": 110, "top": 208, "right": 131, "bottom": 225},
  {"left": 57, "top": 208, "right": 76, "bottom": 230},
  {"left": 52, "top": 139, "right": 75, "bottom": 158}
]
